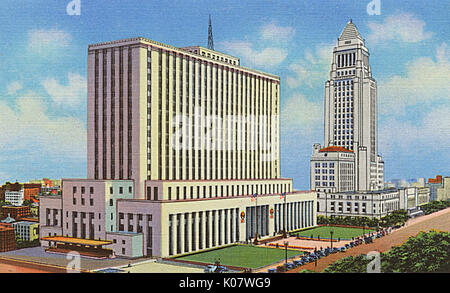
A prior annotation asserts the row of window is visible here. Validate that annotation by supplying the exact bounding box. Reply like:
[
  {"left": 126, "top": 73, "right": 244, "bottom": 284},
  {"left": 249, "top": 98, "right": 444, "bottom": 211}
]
[
  {"left": 146, "top": 46, "right": 279, "bottom": 182},
  {"left": 166, "top": 183, "right": 291, "bottom": 201},
  {"left": 314, "top": 169, "right": 335, "bottom": 174}
]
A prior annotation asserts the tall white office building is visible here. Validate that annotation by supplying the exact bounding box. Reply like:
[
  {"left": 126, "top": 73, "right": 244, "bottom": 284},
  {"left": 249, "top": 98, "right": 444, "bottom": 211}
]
[{"left": 311, "top": 20, "right": 384, "bottom": 192}]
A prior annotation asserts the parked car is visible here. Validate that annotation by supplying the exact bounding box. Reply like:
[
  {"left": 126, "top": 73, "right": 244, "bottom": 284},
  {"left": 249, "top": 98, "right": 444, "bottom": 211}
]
[
  {"left": 204, "top": 265, "right": 217, "bottom": 273},
  {"left": 284, "top": 263, "right": 295, "bottom": 271},
  {"left": 215, "top": 266, "right": 228, "bottom": 273},
  {"left": 301, "top": 256, "right": 311, "bottom": 263},
  {"left": 267, "top": 268, "right": 276, "bottom": 273},
  {"left": 293, "top": 260, "right": 303, "bottom": 266}
]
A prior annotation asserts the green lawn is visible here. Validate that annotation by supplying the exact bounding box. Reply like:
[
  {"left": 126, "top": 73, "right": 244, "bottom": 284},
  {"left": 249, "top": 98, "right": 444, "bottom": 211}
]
[
  {"left": 175, "top": 245, "right": 302, "bottom": 269},
  {"left": 293, "top": 226, "right": 375, "bottom": 240}
]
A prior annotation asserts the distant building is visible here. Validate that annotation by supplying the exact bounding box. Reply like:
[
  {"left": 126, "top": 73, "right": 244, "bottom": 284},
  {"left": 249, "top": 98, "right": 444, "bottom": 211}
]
[
  {"left": 28, "top": 178, "right": 61, "bottom": 188},
  {"left": 310, "top": 144, "right": 355, "bottom": 193},
  {"left": 1, "top": 206, "right": 30, "bottom": 220},
  {"left": 436, "top": 177, "right": 450, "bottom": 201},
  {"left": 427, "top": 175, "right": 443, "bottom": 201},
  {"left": 0, "top": 182, "right": 22, "bottom": 202},
  {"left": 5, "top": 189, "right": 24, "bottom": 206},
  {"left": 398, "top": 186, "right": 430, "bottom": 217},
  {"left": 12, "top": 221, "right": 39, "bottom": 242},
  {"left": 27, "top": 179, "right": 61, "bottom": 195},
  {"left": 0, "top": 223, "right": 16, "bottom": 252},
  {"left": 317, "top": 189, "right": 400, "bottom": 219},
  {"left": 318, "top": 186, "right": 431, "bottom": 219},
  {"left": 23, "top": 184, "right": 41, "bottom": 201},
  {"left": 30, "top": 200, "right": 39, "bottom": 217}
]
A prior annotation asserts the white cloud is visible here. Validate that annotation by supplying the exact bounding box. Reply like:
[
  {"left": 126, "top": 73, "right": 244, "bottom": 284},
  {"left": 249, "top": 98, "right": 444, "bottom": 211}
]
[
  {"left": 379, "top": 42, "right": 450, "bottom": 115},
  {"left": 286, "top": 43, "right": 334, "bottom": 88},
  {"left": 7, "top": 81, "right": 23, "bottom": 95},
  {"left": 280, "top": 93, "right": 322, "bottom": 134},
  {"left": 260, "top": 22, "right": 295, "bottom": 43},
  {"left": 218, "top": 21, "right": 294, "bottom": 69},
  {"left": 379, "top": 105, "right": 450, "bottom": 156},
  {"left": 220, "top": 41, "right": 288, "bottom": 69},
  {"left": 42, "top": 72, "right": 87, "bottom": 106},
  {"left": 0, "top": 93, "right": 86, "bottom": 159},
  {"left": 28, "top": 28, "right": 72, "bottom": 54},
  {"left": 367, "top": 13, "right": 433, "bottom": 44}
]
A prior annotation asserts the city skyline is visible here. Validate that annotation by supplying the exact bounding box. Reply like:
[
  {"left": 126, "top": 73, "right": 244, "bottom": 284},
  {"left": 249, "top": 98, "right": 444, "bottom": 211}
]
[{"left": 0, "top": 0, "right": 448, "bottom": 189}]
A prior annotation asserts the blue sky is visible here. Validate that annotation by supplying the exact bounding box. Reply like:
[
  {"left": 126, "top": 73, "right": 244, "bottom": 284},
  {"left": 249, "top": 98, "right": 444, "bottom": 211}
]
[{"left": 0, "top": 0, "right": 448, "bottom": 189}]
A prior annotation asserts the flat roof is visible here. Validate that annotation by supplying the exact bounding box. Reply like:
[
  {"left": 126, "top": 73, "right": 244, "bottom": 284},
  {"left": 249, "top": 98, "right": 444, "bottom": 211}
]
[
  {"left": 2, "top": 205, "right": 29, "bottom": 209},
  {"left": 107, "top": 231, "right": 141, "bottom": 236},
  {"left": 12, "top": 221, "right": 38, "bottom": 226},
  {"left": 41, "top": 236, "right": 112, "bottom": 246},
  {"left": 88, "top": 37, "right": 280, "bottom": 81}
]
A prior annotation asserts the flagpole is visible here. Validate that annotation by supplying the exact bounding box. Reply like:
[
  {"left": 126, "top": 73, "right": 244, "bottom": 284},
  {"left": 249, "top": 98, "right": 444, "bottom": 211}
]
[
  {"left": 284, "top": 192, "right": 287, "bottom": 238},
  {"left": 255, "top": 193, "right": 258, "bottom": 244}
]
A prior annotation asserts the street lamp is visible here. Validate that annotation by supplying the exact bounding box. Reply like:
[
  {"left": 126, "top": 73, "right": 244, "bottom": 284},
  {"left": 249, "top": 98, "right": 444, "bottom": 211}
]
[
  {"left": 253, "top": 193, "right": 259, "bottom": 244},
  {"left": 314, "top": 246, "right": 318, "bottom": 267},
  {"left": 330, "top": 230, "right": 334, "bottom": 249},
  {"left": 284, "top": 241, "right": 289, "bottom": 265}
]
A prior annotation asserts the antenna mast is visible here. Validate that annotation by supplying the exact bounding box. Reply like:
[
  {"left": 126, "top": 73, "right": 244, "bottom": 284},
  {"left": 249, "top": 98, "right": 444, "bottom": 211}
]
[{"left": 208, "top": 15, "right": 214, "bottom": 50}]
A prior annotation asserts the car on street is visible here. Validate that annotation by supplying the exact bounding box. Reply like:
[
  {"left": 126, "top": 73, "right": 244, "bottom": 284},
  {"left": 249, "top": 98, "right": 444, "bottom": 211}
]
[{"left": 204, "top": 265, "right": 217, "bottom": 273}]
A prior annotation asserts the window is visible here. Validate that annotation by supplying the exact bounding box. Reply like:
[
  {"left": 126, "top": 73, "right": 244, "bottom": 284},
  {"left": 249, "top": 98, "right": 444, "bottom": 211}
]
[
  {"left": 90, "top": 198, "right": 94, "bottom": 206},
  {"left": 129, "top": 186, "right": 132, "bottom": 193},
  {"left": 109, "top": 199, "right": 113, "bottom": 206},
  {"left": 73, "top": 198, "right": 76, "bottom": 205},
  {"left": 73, "top": 186, "right": 77, "bottom": 194},
  {"left": 110, "top": 187, "right": 113, "bottom": 194},
  {"left": 154, "top": 187, "right": 158, "bottom": 201},
  {"left": 81, "top": 186, "right": 85, "bottom": 194},
  {"left": 119, "top": 187, "right": 123, "bottom": 194},
  {"left": 122, "top": 240, "right": 125, "bottom": 244},
  {"left": 90, "top": 187, "right": 94, "bottom": 194}
]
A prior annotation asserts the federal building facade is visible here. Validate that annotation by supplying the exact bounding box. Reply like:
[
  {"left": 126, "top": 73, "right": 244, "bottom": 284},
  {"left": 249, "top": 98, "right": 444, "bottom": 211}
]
[{"left": 40, "top": 36, "right": 316, "bottom": 258}]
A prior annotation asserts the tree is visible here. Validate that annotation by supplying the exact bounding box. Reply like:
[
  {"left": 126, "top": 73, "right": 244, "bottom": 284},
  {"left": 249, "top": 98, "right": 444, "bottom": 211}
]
[
  {"left": 381, "top": 230, "right": 450, "bottom": 273},
  {"left": 0, "top": 200, "right": 11, "bottom": 208},
  {"left": 323, "top": 255, "right": 370, "bottom": 273},
  {"left": 380, "top": 209, "right": 408, "bottom": 227},
  {"left": 421, "top": 200, "right": 450, "bottom": 215},
  {"left": 323, "top": 231, "right": 450, "bottom": 273}
]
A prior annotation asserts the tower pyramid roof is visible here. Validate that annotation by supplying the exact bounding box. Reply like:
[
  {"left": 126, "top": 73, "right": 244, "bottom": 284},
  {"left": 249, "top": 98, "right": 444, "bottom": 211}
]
[{"left": 338, "top": 20, "right": 364, "bottom": 42}]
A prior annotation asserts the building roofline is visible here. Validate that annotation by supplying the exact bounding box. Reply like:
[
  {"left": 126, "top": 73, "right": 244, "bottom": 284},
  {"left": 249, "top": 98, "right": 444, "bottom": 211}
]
[{"left": 88, "top": 37, "right": 280, "bottom": 81}]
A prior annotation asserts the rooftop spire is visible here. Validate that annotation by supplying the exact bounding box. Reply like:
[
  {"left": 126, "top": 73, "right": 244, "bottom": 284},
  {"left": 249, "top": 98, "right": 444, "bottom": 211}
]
[
  {"left": 208, "top": 15, "right": 214, "bottom": 50},
  {"left": 338, "top": 20, "right": 363, "bottom": 42}
]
